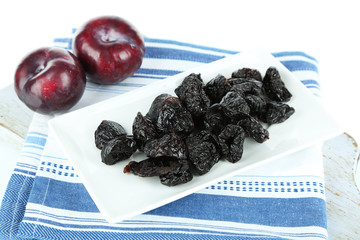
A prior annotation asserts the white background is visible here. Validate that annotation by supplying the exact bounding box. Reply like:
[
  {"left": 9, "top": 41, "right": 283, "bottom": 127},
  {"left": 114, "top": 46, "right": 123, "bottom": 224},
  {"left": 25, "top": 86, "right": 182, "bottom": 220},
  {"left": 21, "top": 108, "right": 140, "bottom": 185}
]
[{"left": 0, "top": 0, "right": 360, "bottom": 197}]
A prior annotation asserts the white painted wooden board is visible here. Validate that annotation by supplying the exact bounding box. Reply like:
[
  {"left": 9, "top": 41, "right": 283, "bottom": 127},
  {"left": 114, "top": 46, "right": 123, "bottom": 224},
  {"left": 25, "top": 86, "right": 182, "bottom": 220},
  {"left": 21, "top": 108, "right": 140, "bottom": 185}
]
[{"left": 323, "top": 133, "right": 360, "bottom": 239}]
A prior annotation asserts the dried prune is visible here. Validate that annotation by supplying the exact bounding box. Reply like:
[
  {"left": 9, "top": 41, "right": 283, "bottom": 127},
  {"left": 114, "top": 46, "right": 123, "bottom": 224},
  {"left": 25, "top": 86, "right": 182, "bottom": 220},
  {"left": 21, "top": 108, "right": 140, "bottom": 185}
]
[
  {"left": 244, "top": 94, "right": 267, "bottom": 116},
  {"left": 124, "top": 158, "right": 193, "bottom": 186},
  {"left": 203, "top": 103, "right": 228, "bottom": 135},
  {"left": 143, "top": 133, "right": 188, "bottom": 160},
  {"left": 231, "top": 81, "right": 263, "bottom": 98},
  {"left": 124, "top": 157, "right": 184, "bottom": 177},
  {"left": 237, "top": 116, "right": 269, "bottom": 143},
  {"left": 262, "top": 67, "right": 292, "bottom": 102},
  {"left": 160, "top": 160, "right": 193, "bottom": 186},
  {"left": 146, "top": 93, "right": 171, "bottom": 123},
  {"left": 153, "top": 95, "right": 194, "bottom": 135},
  {"left": 231, "top": 67, "right": 262, "bottom": 81},
  {"left": 228, "top": 77, "right": 263, "bottom": 88},
  {"left": 186, "top": 130, "right": 221, "bottom": 175},
  {"left": 259, "top": 102, "right": 295, "bottom": 124},
  {"left": 101, "top": 135, "right": 137, "bottom": 165},
  {"left": 218, "top": 124, "right": 246, "bottom": 163},
  {"left": 132, "top": 112, "right": 158, "bottom": 151},
  {"left": 175, "top": 73, "right": 211, "bottom": 118},
  {"left": 220, "top": 91, "right": 250, "bottom": 119},
  {"left": 204, "top": 74, "right": 232, "bottom": 104},
  {"left": 95, "top": 120, "right": 127, "bottom": 149}
]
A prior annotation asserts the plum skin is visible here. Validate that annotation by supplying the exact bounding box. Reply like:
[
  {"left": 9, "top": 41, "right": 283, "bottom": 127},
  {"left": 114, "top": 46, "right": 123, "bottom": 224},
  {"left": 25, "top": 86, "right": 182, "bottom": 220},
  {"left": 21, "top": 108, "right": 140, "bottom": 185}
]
[
  {"left": 14, "top": 47, "right": 86, "bottom": 115},
  {"left": 72, "top": 16, "right": 145, "bottom": 84}
]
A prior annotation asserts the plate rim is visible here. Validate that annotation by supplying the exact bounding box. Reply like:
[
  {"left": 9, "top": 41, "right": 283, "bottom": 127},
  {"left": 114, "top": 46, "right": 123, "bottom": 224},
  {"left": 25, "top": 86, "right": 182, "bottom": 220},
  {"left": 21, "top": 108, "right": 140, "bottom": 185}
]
[{"left": 48, "top": 49, "right": 343, "bottom": 223}]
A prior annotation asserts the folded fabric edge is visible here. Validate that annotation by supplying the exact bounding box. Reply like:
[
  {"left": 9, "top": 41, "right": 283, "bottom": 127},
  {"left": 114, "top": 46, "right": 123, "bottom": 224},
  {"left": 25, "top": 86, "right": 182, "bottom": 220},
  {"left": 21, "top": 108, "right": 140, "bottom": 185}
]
[{"left": 0, "top": 114, "right": 50, "bottom": 239}]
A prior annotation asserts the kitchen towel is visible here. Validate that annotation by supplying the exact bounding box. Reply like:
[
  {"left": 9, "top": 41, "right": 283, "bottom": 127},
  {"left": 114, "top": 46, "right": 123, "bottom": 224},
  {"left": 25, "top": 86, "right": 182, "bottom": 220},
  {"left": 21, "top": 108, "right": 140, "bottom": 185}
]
[{"left": 0, "top": 29, "right": 326, "bottom": 239}]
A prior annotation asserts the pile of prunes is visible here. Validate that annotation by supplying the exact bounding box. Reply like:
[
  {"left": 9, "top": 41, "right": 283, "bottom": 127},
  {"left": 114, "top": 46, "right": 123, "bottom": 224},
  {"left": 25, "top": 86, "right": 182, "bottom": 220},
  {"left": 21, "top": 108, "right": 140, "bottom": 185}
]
[{"left": 94, "top": 67, "right": 295, "bottom": 186}]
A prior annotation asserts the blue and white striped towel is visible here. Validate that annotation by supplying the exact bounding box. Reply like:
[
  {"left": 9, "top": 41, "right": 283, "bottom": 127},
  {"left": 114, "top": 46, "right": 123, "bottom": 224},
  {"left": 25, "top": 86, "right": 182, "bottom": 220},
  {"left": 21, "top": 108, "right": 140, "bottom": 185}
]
[{"left": 0, "top": 29, "right": 326, "bottom": 239}]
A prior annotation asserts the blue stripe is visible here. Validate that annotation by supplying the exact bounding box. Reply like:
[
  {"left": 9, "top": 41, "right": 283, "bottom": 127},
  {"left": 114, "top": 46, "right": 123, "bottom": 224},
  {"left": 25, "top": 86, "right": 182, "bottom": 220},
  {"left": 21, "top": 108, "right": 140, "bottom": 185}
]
[
  {"left": 85, "top": 87, "right": 129, "bottom": 94},
  {"left": 27, "top": 132, "right": 48, "bottom": 137},
  {"left": 13, "top": 168, "right": 36, "bottom": 176},
  {"left": 272, "top": 51, "right": 318, "bottom": 63},
  {"left": 18, "top": 221, "right": 325, "bottom": 240},
  {"left": 131, "top": 74, "right": 166, "bottom": 80},
  {"left": 53, "top": 37, "right": 72, "bottom": 43},
  {"left": 53, "top": 37, "right": 72, "bottom": 50},
  {"left": 144, "top": 37, "right": 238, "bottom": 55},
  {"left": 87, "top": 82, "right": 146, "bottom": 89},
  {"left": 41, "top": 155, "right": 67, "bottom": 161},
  {"left": 307, "top": 86, "right": 321, "bottom": 90},
  {"left": 136, "top": 68, "right": 183, "bottom": 76},
  {"left": 17, "top": 162, "right": 38, "bottom": 170},
  {"left": 28, "top": 176, "right": 99, "bottom": 212},
  {"left": 23, "top": 144, "right": 44, "bottom": 150},
  {"left": 301, "top": 79, "right": 320, "bottom": 87},
  {"left": 147, "top": 193, "right": 327, "bottom": 228},
  {"left": 25, "top": 136, "right": 47, "bottom": 146},
  {"left": 144, "top": 47, "right": 225, "bottom": 63},
  {"left": 115, "top": 82, "right": 146, "bottom": 87},
  {"left": 22, "top": 216, "right": 247, "bottom": 233},
  {"left": 26, "top": 209, "right": 106, "bottom": 223},
  {"left": 280, "top": 60, "right": 319, "bottom": 73}
]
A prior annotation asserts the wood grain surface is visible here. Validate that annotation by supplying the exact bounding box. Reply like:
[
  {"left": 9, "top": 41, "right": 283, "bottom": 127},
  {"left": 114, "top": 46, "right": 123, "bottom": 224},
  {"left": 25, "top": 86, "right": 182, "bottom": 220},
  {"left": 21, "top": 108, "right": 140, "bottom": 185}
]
[{"left": 323, "top": 133, "right": 360, "bottom": 239}]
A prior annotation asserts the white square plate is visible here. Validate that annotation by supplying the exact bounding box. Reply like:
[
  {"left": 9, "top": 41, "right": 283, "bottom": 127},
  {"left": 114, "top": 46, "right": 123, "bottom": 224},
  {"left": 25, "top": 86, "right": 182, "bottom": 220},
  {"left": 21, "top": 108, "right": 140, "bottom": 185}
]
[{"left": 49, "top": 49, "right": 342, "bottom": 223}]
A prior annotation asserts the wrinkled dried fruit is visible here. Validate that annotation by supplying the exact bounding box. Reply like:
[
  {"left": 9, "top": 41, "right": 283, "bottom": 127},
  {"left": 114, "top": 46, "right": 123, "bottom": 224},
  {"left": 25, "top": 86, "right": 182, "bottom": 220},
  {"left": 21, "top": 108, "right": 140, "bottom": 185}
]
[
  {"left": 146, "top": 93, "right": 171, "bottom": 122},
  {"left": 143, "top": 133, "right": 188, "bottom": 160},
  {"left": 259, "top": 102, "right": 295, "bottom": 124},
  {"left": 237, "top": 116, "right": 269, "bottom": 143},
  {"left": 204, "top": 103, "right": 228, "bottom": 135},
  {"left": 101, "top": 135, "right": 137, "bottom": 165},
  {"left": 175, "top": 73, "right": 211, "bottom": 118},
  {"left": 228, "top": 77, "right": 263, "bottom": 88},
  {"left": 95, "top": 120, "right": 127, "bottom": 149},
  {"left": 220, "top": 91, "right": 250, "bottom": 119},
  {"left": 124, "top": 158, "right": 193, "bottom": 186},
  {"left": 205, "top": 74, "right": 232, "bottom": 104},
  {"left": 154, "top": 96, "right": 194, "bottom": 135},
  {"left": 159, "top": 159, "right": 193, "bottom": 186},
  {"left": 124, "top": 157, "right": 184, "bottom": 177},
  {"left": 243, "top": 95, "right": 267, "bottom": 116},
  {"left": 186, "top": 130, "right": 221, "bottom": 175},
  {"left": 263, "top": 67, "right": 292, "bottom": 102},
  {"left": 231, "top": 67, "right": 262, "bottom": 81},
  {"left": 231, "top": 81, "right": 263, "bottom": 98},
  {"left": 132, "top": 112, "right": 158, "bottom": 151},
  {"left": 218, "top": 124, "right": 246, "bottom": 163}
]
